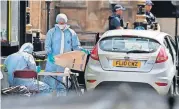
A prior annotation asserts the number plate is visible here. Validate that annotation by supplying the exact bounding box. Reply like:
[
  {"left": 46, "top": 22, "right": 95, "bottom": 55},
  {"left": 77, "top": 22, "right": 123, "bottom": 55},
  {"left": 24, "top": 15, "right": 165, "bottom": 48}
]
[{"left": 113, "top": 60, "right": 141, "bottom": 68}]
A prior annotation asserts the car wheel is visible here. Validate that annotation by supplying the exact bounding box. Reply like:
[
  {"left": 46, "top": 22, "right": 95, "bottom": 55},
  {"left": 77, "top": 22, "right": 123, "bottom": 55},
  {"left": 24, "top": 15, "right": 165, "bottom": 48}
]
[{"left": 168, "top": 81, "right": 174, "bottom": 96}]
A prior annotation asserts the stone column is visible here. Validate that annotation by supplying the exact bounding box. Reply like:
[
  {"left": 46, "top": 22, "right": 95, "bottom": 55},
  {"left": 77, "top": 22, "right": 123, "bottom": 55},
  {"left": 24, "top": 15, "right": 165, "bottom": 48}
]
[{"left": 86, "top": 1, "right": 101, "bottom": 32}]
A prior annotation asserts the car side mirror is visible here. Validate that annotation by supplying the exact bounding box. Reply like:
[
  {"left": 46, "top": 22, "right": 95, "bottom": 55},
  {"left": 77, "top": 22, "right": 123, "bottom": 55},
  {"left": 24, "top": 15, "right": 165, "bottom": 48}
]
[{"left": 95, "top": 33, "right": 100, "bottom": 44}]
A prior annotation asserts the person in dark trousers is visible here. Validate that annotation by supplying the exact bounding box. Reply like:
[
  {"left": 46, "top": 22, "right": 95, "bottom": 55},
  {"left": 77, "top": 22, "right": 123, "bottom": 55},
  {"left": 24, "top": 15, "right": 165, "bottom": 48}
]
[
  {"left": 145, "top": 0, "right": 160, "bottom": 30},
  {"left": 145, "top": 0, "right": 156, "bottom": 25},
  {"left": 108, "top": 5, "right": 126, "bottom": 30}
]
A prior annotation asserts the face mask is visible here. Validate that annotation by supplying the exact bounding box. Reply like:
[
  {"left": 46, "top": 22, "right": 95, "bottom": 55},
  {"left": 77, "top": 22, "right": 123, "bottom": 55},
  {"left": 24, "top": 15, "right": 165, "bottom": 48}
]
[{"left": 58, "top": 24, "right": 66, "bottom": 30}]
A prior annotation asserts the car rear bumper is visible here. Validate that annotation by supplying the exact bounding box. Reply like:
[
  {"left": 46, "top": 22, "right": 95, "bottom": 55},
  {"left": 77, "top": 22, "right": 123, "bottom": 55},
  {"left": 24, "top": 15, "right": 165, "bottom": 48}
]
[{"left": 85, "top": 63, "right": 174, "bottom": 95}]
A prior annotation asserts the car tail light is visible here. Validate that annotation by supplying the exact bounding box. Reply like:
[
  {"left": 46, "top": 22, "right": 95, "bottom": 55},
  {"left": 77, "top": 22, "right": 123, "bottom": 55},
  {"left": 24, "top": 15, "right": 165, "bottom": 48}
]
[
  {"left": 90, "top": 45, "right": 99, "bottom": 60},
  {"left": 87, "top": 80, "right": 96, "bottom": 83},
  {"left": 155, "top": 82, "right": 168, "bottom": 86},
  {"left": 155, "top": 47, "right": 168, "bottom": 63}
]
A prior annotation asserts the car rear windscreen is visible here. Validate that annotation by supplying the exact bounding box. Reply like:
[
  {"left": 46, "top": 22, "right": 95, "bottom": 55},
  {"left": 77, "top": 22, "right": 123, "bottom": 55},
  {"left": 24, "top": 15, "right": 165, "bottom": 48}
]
[{"left": 99, "top": 36, "right": 160, "bottom": 53}]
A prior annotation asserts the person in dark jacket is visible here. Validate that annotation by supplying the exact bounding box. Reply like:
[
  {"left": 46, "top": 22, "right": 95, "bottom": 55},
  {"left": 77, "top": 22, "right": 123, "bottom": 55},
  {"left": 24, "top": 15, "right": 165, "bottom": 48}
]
[
  {"left": 145, "top": 0, "right": 156, "bottom": 25},
  {"left": 145, "top": 0, "right": 160, "bottom": 30},
  {"left": 108, "top": 5, "right": 126, "bottom": 30}
]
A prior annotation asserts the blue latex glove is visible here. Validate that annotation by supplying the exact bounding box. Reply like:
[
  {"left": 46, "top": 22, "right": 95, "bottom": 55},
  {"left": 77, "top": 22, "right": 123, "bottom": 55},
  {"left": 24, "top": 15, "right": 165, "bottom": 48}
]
[
  {"left": 81, "top": 48, "right": 90, "bottom": 55},
  {"left": 36, "top": 66, "right": 41, "bottom": 73},
  {"left": 48, "top": 54, "right": 55, "bottom": 63}
]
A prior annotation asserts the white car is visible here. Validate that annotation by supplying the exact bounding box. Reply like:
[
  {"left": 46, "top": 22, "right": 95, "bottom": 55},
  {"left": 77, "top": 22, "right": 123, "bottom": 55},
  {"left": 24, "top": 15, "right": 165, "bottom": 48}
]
[{"left": 85, "top": 29, "right": 177, "bottom": 95}]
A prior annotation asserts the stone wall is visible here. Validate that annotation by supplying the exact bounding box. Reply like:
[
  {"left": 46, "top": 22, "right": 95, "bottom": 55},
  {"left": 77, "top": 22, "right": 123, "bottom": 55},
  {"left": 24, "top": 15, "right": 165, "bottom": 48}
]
[
  {"left": 30, "top": 1, "right": 41, "bottom": 30},
  {"left": 157, "top": 18, "right": 179, "bottom": 36},
  {"left": 29, "top": 0, "right": 56, "bottom": 36},
  {"left": 55, "top": 1, "right": 137, "bottom": 33},
  {"left": 29, "top": 1, "right": 137, "bottom": 35},
  {"left": 29, "top": 1, "right": 178, "bottom": 39}
]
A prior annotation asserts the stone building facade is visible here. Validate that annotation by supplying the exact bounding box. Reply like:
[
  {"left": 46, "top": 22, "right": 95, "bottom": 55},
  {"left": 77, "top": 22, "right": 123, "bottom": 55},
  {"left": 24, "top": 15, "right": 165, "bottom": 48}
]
[
  {"left": 29, "top": 0, "right": 179, "bottom": 39},
  {"left": 55, "top": 1, "right": 137, "bottom": 32},
  {"left": 29, "top": 0, "right": 137, "bottom": 39}
]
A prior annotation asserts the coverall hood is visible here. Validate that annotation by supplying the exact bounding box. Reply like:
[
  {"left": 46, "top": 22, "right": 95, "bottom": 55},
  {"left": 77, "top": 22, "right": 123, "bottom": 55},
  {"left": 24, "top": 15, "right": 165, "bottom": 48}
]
[
  {"left": 19, "top": 43, "right": 34, "bottom": 54},
  {"left": 56, "top": 13, "right": 68, "bottom": 23}
]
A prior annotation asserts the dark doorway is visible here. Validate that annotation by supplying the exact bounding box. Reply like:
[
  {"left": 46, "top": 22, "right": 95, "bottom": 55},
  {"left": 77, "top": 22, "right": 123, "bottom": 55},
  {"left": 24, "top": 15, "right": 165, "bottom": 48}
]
[
  {"left": 152, "top": 1, "right": 176, "bottom": 18},
  {"left": 20, "top": 1, "right": 26, "bottom": 46}
]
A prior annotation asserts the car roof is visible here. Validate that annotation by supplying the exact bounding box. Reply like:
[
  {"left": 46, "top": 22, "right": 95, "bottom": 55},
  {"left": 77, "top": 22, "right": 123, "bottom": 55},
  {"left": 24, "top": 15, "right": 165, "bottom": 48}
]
[{"left": 101, "top": 29, "right": 170, "bottom": 44}]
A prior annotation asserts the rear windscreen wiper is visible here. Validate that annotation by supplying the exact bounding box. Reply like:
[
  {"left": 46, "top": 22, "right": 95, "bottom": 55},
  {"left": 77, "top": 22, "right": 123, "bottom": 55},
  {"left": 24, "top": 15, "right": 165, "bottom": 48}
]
[{"left": 126, "top": 50, "right": 150, "bottom": 54}]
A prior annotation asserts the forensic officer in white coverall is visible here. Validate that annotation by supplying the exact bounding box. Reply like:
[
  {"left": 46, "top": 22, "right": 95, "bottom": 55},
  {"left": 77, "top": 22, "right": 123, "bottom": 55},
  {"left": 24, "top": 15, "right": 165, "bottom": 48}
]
[{"left": 44, "top": 13, "right": 89, "bottom": 96}]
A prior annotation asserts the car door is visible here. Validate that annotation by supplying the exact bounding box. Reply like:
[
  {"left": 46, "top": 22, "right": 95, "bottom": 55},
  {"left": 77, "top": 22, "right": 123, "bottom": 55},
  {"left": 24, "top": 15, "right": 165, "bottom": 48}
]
[
  {"left": 164, "top": 36, "right": 177, "bottom": 77},
  {"left": 168, "top": 36, "right": 178, "bottom": 68},
  {"left": 166, "top": 36, "right": 177, "bottom": 66}
]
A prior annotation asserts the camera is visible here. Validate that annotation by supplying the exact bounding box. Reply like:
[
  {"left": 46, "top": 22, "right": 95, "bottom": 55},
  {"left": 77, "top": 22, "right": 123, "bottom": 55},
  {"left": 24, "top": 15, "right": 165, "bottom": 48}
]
[{"left": 32, "top": 52, "right": 46, "bottom": 60}]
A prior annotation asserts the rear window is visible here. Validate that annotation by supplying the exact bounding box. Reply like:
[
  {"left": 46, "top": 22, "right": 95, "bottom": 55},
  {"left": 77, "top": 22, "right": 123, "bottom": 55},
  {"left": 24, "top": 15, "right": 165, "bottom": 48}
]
[{"left": 99, "top": 36, "right": 160, "bottom": 53}]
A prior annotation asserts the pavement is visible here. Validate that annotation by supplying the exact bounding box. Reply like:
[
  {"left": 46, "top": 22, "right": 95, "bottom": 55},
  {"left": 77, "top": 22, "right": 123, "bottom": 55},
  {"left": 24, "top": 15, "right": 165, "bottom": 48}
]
[{"left": 2, "top": 87, "right": 179, "bottom": 109}]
